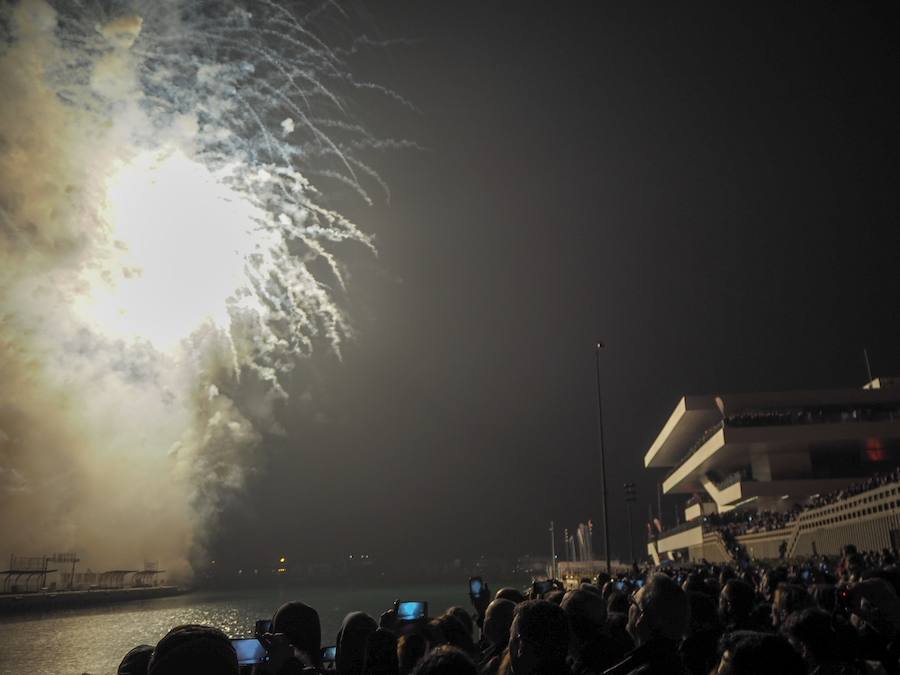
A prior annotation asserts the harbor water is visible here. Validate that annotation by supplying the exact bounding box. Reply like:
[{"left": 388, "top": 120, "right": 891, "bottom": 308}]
[{"left": 0, "top": 584, "right": 490, "bottom": 675}]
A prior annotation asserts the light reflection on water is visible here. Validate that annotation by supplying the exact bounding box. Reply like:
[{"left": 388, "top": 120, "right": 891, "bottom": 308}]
[{"left": 0, "top": 584, "right": 482, "bottom": 675}]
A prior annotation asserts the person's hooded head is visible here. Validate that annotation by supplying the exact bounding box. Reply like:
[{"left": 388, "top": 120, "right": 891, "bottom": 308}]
[
  {"left": 336, "top": 611, "right": 377, "bottom": 675},
  {"left": 147, "top": 625, "right": 238, "bottom": 675},
  {"left": 118, "top": 645, "right": 153, "bottom": 675},
  {"left": 272, "top": 600, "right": 322, "bottom": 665}
]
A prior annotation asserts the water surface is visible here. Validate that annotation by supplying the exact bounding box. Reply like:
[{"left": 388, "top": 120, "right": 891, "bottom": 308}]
[{"left": 0, "top": 584, "right": 487, "bottom": 675}]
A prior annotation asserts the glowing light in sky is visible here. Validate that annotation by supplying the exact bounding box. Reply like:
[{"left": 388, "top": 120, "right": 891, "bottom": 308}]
[{"left": 76, "top": 148, "right": 264, "bottom": 349}]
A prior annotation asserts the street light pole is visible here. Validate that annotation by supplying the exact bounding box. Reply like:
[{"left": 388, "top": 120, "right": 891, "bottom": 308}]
[{"left": 595, "top": 342, "right": 611, "bottom": 574}]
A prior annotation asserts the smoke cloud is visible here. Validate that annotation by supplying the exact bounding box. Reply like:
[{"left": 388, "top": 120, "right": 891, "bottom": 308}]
[{"left": 0, "top": 0, "right": 384, "bottom": 578}]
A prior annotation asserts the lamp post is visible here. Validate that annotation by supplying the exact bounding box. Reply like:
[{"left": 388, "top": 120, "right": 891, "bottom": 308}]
[{"left": 594, "top": 342, "right": 611, "bottom": 574}]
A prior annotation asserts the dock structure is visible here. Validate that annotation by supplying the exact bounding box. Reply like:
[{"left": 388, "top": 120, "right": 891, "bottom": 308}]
[{"left": 645, "top": 377, "right": 900, "bottom": 563}]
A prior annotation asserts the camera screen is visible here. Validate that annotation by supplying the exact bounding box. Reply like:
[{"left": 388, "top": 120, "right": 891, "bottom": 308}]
[
  {"left": 231, "top": 638, "right": 267, "bottom": 665},
  {"left": 397, "top": 601, "right": 427, "bottom": 622},
  {"left": 533, "top": 581, "right": 553, "bottom": 595},
  {"left": 321, "top": 646, "right": 337, "bottom": 661},
  {"left": 615, "top": 581, "right": 626, "bottom": 591}
]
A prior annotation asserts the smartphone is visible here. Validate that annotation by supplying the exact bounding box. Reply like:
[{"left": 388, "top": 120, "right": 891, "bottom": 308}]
[
  {"left": 615, "top": 580, "right": 626, "bottom": 591},
  {"left": 533, "top": 580, "right": 554, "bottom": 595},
  {"left": 231, "top": 638, "right": 268, "bottom": 666},
  {"left": 254, "top": 619, "right": 272, "bottom": 637},
  {"left": 634, "top": 579, "right": 645, "bottom": 588},
  {"left": 800, "top": 569, "right": 811, "bottom": 581},
  {"left": 321, "top": 645, "right": 337, "bottom": 661},
  {"left": 469, "top": 576, "right": 485, "bottom": 598},
  {"left": 397, "top": 600, "right": 428, "bottom": 622}
]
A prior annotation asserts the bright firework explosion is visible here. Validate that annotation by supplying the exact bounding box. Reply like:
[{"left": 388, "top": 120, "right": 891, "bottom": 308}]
[{"left": 0, "top": 0, "right": 395, "bottom": 575}]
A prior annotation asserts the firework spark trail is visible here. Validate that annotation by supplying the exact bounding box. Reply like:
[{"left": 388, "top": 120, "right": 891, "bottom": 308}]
[{"left": 0, "top": 0, "right": 397, "bottom": 575}]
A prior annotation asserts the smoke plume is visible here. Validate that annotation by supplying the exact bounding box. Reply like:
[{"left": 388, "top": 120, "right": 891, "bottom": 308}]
[{"left": 0, "top": 0, "right": 384, "bottom": 578}]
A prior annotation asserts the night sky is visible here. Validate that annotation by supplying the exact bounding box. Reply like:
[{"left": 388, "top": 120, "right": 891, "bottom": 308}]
[{"left": 212, "top": 2, "right": 900, "bottom": 568}]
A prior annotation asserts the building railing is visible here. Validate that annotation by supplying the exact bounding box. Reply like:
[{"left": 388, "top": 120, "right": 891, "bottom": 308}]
[{"left": 662, "top": 402, "right": 900, "bottom": 483}]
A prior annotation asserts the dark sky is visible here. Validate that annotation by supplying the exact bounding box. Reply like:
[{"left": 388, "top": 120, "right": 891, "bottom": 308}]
[{"left": 215, "top": 1, "right": 900, "bottom": 567}]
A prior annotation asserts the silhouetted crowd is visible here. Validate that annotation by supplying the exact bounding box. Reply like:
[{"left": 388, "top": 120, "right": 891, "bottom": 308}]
[
  {"left": 808, "top": 468, "right": 900, "bottom": 509},
  {"left": 111, "top": 543, "right": 900, "bottom": 675},
  {"left": 706, "top": 508, "right": 800, "bottom": 536}
]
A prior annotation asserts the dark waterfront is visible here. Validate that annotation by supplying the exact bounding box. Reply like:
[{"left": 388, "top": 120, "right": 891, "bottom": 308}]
[{"left": 0, "top": 584, "right": 499, "bottom": 675}]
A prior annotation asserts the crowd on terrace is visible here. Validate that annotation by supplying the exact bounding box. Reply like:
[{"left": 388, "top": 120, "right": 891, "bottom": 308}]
[
  {"left": 108, "top": 544, "right": 900, "bottom": 675},
  {"left": 706, "top": 508, "right": 800, "bottom": 537},
  {"left": 678, "top": 467, "right": 900, "bottom": 541},
  {"left": 808, "top": 467, "right": 900, "bottom": 509}
]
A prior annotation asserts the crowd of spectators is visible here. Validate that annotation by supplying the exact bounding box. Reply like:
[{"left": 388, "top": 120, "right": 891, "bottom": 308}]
[
  {"left": 108, "top": 543, "right": 900, "bottom": 675},
  {"left": 681, "top": 467, "right": 900, "bottom": 543},
  {"left": 808, "top": 467, "right": 900, "bottom": 509},
  {"left": 706, "top": 508, "right": 801, "bottom": 537}
]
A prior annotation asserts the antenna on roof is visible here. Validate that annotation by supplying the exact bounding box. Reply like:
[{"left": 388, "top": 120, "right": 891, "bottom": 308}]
[{"left": 864, "top": 348, "right": 874, "bottom": 384}]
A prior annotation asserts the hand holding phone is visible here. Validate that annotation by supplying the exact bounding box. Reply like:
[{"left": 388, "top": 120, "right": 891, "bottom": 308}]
[
  {"left": 396, "top": 600, "right": 428, "bottom": 622},
  {"left": 469, "top": 576, "right": 491, "bottom": 616}
]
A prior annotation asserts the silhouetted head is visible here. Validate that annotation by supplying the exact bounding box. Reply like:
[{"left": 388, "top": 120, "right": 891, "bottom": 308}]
[
  {"left": 544, "top": 590, "right": 565, "bottom": 606},
  {"left": 118, "top": 644, "right": 153, "bottom": 675},
  {"left": 483, "top": 598, "right": 516, "bottom": 648},
  {"left": 771, "top": 583, "right": 813, "bottom": 628},
  {"left": 627, "top": 574, "right": 689, "bottom": 645},
  {"left": 433, "top": 613, "right": 478, "bottom": 656},
  {"left": 686, "top": 591, "right": 719, "bottom": 632},
  {"left": 781, "top": 608, "right": 837, "bottom": 667},
  {"left": 147, "top": 624, "right": 238, "bottom": 675},
  {"left": 364, "top": 628, "right": 399, "bottom": 675},
  {"left": 682, "top": 573, "right": 706, "bottom": 594},
  {"left": 716, "top": 631, "right": 805, "bottom": 675},
  {"left": 579, "top": 582, "right": 603, "bottom": 597},
  {"left": 398, "top": 633, "right": 427, "bottom": 675},
  {"left": 496, "top": 587, "right": 526, "bottom": 604},
  {"left": 606, "top": 591, "right": 627, "bottom": 615},
  {"left": 272, "top": 600, "right": 322, "bottom": 665},
  {"left": 411, "top": 645, "right": 477, "bottom": 675},
  {"left": 719, "top": 579, "right": 755, "bottom": 625},
  {"left": 446, "top": 606, "right": 474, "bottom": 640},
  {"left": 508, "top": 600, "right": 569, "bottom": 675},
  {"left": 336, "top": 612, "right": 377, "bottom": 675},
  {"left": 561, "top": 589, "right": 607, "bottom": 650}
]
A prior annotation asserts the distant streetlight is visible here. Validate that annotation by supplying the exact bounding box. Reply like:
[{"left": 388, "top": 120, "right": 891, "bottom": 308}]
[{"left": 595, "top": 342, "right": 611, "bottom": 574}]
